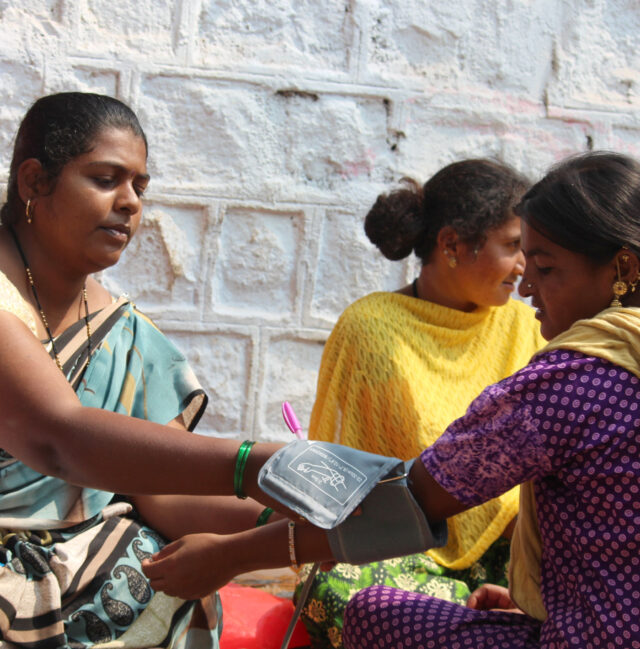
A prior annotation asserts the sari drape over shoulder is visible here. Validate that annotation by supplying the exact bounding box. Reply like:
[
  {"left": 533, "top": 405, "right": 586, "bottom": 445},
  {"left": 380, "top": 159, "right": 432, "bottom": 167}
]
[{"left": 0, "top": 273, "right": 217, "bottom": 649}]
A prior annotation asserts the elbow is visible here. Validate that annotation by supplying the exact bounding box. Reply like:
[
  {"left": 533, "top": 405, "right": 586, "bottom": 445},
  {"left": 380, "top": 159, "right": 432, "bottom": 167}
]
[
  {"left": 21, "top": 438, "right": 73, "bottom": 482},
  {"left": 0, "top": 408, "right": 84, "bottom": 484}
]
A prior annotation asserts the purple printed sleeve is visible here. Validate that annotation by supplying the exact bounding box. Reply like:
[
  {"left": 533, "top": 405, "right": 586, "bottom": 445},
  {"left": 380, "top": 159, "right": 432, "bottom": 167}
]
[
  {"left": 421, "top": 350, "right": 640, "bottom": 507},
  {"left": 421, "top": 352, "right": 563, "bottom": 506}
]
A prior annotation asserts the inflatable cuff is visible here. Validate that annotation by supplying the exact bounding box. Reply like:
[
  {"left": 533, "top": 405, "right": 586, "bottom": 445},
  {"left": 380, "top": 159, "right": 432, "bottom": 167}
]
[{"left": 258, "top": 441, "right": 447, "bottom": 564}]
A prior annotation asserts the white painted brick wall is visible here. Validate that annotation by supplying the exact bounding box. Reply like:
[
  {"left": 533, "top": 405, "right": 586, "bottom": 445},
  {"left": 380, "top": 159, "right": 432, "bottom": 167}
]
[{"left": 1, "top": 0, "right": 640, "bottom": 442}]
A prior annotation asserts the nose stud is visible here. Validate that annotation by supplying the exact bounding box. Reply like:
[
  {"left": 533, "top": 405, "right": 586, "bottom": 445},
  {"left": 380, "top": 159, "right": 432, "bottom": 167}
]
[{"left": 526, "top": 283, "right": 533, "bottom": 289}]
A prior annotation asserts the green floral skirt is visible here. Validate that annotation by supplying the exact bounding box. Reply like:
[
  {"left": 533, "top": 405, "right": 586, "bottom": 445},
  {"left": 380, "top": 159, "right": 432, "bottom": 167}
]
[{"left": 294, "top": 537, "right": 511, "bottom": 649}]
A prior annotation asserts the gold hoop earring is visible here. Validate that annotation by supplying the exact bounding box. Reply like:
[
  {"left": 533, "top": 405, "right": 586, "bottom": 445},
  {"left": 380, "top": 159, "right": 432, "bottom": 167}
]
[
  {"left": 25, "top": 199, "right": 34, "bottom": 225},
  {"left": 611, "top": 256, "right": 628, "bottom": 307}
]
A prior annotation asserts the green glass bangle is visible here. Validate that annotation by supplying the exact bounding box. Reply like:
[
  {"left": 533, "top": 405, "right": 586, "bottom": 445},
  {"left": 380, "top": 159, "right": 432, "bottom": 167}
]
[
  {"left": 256, "top": 507, "right": 274, "bottom": 527},
  {"left": 234, "top": 440, "right": 255, "bottom": 499}
]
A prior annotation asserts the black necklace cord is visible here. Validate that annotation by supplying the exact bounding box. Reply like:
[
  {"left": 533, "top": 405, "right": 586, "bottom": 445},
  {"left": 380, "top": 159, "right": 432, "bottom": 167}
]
[{"left": 7, "top": 226, "right": 92, "bottom": 373}]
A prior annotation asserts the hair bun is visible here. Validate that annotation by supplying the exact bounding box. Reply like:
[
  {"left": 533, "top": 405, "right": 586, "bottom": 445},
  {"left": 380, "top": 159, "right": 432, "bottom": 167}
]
[{"left": 364, "top": 178, "right": 425, "bottom": 260}]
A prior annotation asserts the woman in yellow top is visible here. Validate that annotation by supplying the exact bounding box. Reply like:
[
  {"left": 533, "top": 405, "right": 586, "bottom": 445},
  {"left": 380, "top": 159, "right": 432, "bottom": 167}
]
[{"left": 299, "top": 159, "right": 546, "bottom": 648}]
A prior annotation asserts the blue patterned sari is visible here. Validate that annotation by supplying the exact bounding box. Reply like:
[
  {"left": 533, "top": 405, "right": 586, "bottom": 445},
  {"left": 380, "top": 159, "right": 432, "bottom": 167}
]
[{"left": 0, "top": 297, "right": 219, "bottom": 649}]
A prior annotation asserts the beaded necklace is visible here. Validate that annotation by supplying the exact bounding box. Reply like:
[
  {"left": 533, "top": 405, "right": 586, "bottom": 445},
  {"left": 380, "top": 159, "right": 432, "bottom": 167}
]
[{"left": 8, "top": 226, "right": 92, "bottom": 373}]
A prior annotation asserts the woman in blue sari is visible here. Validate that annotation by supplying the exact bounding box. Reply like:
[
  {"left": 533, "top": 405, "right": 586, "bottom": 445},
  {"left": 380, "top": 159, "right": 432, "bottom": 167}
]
[{"left": 0, "top": 92, "right": 283, "bottom": 649}]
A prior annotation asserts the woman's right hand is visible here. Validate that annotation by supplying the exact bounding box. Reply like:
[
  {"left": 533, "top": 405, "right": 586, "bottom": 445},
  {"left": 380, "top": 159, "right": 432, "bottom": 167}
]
[
  {"left": 142, "top": 517, "right": 335, "bottom": 600},
  {"left": 142, "top": 533, "right": 241, "bottom": 600}
]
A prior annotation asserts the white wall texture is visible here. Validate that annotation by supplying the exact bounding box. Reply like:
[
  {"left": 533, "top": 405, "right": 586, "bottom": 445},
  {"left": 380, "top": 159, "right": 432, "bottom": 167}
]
[{"left": 1, "top": 0, "right": 640, "bottom": 441}]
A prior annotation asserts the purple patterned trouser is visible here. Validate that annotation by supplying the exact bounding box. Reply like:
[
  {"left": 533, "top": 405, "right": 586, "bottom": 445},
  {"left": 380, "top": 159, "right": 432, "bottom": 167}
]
[{"left": 342, "top": 585, "right": 541, "bottom": 649}]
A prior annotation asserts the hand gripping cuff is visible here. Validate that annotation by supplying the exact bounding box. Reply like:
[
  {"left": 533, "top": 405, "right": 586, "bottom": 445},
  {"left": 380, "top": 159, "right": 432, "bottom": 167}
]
[{"left": 257, "top": 441, "right": 447, "bottom": 564}]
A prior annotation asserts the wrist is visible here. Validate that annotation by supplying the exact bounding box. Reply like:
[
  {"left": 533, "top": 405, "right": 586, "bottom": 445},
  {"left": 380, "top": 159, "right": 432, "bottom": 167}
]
[
  {"left": 243, "top": 442, "right": 284, "bottom": 501},
  {"left": 231, "top": 520, "right": 292, "bottom": 573},
  {"left": 216, "top": 531, "right": 258, "bottom": 575},
  {"left": 256, "top": 506, "right": 274, "bottom": 527}
]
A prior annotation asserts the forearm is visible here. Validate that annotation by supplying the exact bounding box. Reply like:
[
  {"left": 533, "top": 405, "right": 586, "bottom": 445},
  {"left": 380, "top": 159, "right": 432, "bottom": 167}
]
[
  {"left": 215, "top": 519, "right": 333, "bottom": 575},
  {"left": 241, "top": 443, "right": 308, "bottom": 518},
  {"left": 142, "top": 518, "right": 333, "bottom": 599},
  {"left": 9, "top": 399, "right": 282, "bottom": 497},
  {"left": 132, "top": 494, "right": 268, "bottom": 539},
  {"left": 46, "top": 407, "right": 283, "bottom": 496}
]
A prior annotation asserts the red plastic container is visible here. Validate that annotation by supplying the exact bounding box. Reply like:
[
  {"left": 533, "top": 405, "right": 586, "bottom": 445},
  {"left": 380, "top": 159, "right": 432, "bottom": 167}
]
[{"left": 219, "top": 583, "right": 310, "bottom": 649}]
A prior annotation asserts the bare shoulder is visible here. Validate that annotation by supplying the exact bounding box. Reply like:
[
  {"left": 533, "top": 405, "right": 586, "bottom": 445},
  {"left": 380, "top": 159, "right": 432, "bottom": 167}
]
[
  {"left": 0, "top": 308, "right": 51, "bottom": 373},
  {"left": 0, "top": 308, "right": 81, "bottom": 458},
  {"left": 0, "top": 228, "right": 27, "bottom": 291}
]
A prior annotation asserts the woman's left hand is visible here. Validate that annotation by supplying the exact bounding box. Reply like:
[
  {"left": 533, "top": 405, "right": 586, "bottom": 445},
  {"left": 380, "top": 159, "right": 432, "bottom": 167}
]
[
  {"left": 142, "top": 533, "right": 237, "bottom": 600},
  {"left": 466, "top": 584, "right": 522, "bottom": 613}
]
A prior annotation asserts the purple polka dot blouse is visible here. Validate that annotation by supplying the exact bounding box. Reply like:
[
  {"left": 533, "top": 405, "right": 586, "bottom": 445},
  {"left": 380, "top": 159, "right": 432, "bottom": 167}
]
[{"left": 343, "top": 350, "right": 640, "bottom": 648}]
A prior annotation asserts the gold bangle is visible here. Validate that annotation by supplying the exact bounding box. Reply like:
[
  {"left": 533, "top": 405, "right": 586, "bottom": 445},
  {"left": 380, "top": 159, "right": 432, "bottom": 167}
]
[{"left": 287, "top": 520, "right": 298, "bottom": 569}]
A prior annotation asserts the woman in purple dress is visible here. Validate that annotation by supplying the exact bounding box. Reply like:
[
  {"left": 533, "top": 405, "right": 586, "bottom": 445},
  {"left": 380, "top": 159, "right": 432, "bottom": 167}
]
[
  {"left": 144, "top": 152, "right": 640, "bottom": 649},
  {"left": 342, "top": 152, "right": 640, "bottom": 649}
]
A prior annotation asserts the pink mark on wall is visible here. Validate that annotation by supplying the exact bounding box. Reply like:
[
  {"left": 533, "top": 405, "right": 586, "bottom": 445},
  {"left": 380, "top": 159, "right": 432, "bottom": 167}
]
[{"left": 340, "top": 148, "right": 377, "bottom": 179}]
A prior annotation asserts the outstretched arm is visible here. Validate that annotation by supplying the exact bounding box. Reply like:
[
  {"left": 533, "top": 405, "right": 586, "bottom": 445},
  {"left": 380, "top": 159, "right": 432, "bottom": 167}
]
[
  {"left": 142, "top": 458, "right": 469, "bottom": 599},
  {"left": 131, "top": 418, "right": 279, "bottom": 539},
  {"left": 0, "top": 311, "right": 282, "bottom": 498},
  {"left": 142, "top": 519, "right": 333, "bottom": 599},
  {"left": 133, "top": 494, "right": 273, "bottom": 539}
]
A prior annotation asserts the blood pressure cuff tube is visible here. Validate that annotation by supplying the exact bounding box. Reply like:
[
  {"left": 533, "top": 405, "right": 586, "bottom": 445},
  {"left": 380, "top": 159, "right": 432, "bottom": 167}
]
[{"left": 257, "top": 440, "right": 447, "bottom": 564}]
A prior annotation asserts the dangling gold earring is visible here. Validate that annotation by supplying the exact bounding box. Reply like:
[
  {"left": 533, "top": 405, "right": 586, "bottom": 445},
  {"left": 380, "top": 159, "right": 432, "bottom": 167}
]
[
  {"left": 444, "top": 250, "right": 457, "bottom": 268},
  {"left": 611, "top": 256, "right": 628, "bottom": 307},
  {"left": 25, "top": 199, "right": 34, "bottom": 225},
  {"left": 630, "top": 272, "right": 640, "bottom": 293}
]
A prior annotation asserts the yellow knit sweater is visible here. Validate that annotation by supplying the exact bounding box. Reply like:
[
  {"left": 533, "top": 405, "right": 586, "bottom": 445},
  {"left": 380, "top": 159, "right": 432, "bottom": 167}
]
[{"left": 309, "top": 292, "right": 545, "bottom": 569}]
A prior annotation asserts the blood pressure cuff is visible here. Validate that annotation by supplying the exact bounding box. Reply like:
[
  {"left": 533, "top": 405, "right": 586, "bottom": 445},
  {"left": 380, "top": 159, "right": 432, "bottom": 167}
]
[{"left": 257, "top": 441, "right": 447, "bottom": 564}]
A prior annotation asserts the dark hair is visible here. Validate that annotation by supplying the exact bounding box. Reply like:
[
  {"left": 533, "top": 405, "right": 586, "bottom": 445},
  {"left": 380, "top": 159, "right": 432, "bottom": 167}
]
[
  {"left": 514, "top": 152, "right": 640, "bottom": 262},
  {"left": 364, "top": 159, "right": 529, "bottom": 263},
  {"left": 1, "top": 92, "right": 147, "bottom": 225}
]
